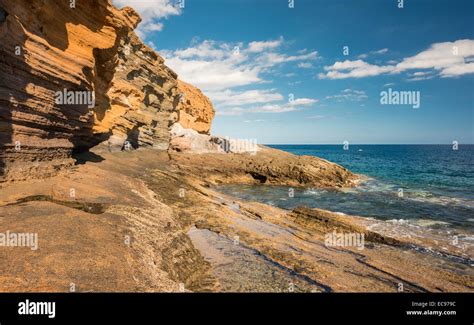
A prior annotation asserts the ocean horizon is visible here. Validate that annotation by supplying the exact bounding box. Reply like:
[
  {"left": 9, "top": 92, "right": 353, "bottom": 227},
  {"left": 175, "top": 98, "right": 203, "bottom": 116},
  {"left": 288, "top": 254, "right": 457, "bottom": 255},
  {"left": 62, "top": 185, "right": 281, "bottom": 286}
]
[{"left": 263, "top": 143, "right": 474, "bottom": 146}]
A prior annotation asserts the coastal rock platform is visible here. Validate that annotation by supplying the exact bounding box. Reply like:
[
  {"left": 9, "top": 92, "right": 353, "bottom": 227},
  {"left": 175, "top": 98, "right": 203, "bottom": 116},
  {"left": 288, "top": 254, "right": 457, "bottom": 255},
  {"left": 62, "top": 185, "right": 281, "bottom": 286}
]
[{"left": 0, "top": 148, "right": 471, "bottom": 292}]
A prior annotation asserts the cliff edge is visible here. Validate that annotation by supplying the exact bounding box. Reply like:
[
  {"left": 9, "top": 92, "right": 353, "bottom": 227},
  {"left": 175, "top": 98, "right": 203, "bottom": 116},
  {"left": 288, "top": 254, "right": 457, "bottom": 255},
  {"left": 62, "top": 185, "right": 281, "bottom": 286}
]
[{"left": 0, "top": 0, "right": 214, "bottom": 182}]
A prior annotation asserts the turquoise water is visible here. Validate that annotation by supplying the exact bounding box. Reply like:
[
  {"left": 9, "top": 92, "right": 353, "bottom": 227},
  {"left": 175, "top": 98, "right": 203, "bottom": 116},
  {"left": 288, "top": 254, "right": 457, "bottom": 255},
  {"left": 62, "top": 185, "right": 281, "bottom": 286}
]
[{"left": 217, "top": 145, "right": 474, "bottom": 233}]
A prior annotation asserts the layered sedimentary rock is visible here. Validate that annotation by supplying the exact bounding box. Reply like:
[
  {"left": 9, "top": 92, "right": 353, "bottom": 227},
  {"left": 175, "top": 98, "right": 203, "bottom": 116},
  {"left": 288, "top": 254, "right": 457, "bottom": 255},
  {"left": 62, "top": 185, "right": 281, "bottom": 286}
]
[
  {"left": 176, "top": 80, "right": 214, "bottom": 134},
  {"left": 92, "top": 18, "right": 180, "bottom": 151},
  {"left": 0, "top": 0, "right": 186, "bottom": 181}
]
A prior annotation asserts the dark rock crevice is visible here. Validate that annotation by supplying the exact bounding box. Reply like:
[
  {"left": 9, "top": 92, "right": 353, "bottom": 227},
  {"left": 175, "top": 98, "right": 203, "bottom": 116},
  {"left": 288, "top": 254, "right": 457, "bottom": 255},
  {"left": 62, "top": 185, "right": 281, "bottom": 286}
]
[{"left": 0, "top": 7, "right": 8, "bottom": 23}]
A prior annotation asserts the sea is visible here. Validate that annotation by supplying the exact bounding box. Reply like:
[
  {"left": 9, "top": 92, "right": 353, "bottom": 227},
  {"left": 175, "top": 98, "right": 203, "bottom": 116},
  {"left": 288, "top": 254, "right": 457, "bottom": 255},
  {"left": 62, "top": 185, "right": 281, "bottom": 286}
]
[{"left": 216, "top": 145, "right": 474, "bottom": 254}]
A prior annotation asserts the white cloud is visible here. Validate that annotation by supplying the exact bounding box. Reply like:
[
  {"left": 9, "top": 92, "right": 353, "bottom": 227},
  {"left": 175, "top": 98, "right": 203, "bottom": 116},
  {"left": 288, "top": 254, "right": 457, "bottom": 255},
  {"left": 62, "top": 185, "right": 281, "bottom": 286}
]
[
  {"left": 247, "top": 37, "right": 284, "bottom": 53},
  {"left": 298, "top": 62, "right": 313, "bottom": 69},
  {"left": 141, "top": 22, "right": 164, "bottom": 32},
  {"left": 375, "top": 48, "right": 389, "bottom": 54},
  {"left": 288, "top": 98, "right": 319, "bottom": 106},
  {"left": 394, "top": 39, "right": 474, "bottom": 77},
  {"left": 164, "top": 56, "right": 261, "bottom": 91},
  {"left": 321, "top": 40, "right": 474, "bottom": 79},
  {"left": 325, "top": 89, "right": 368, "bottom": 102},
  {"left": 162, "top": 39, "right": 319, "bottom": 91},
  {"left": 251, "top": 98, "right": 318, "bottom": 113},
  {"left": 113, "top": 0, "right": 182, "bottom": 38},
  {"left": 174, "top": 40, "right": 229, "bottom": 60},
  {"left": 218, "top": 97, "right": 318, "bottom": 115},
  {"left": 162, "top": 38, "right": 320, "bottom": 115},
  {"left": 406, "top": 71, "right": 435, "bottom": 82},
  {"left": 319, "top": 60, "right": 393, "bottom": 79},
  {"left": 207, "top": 89, "right": 284, "bottom": 107},
  {"left": 255, "top": 51, "right": 319, "bottom": 68},
  {"left": 357, "top": 48, "right": 388, "bottom": 59}
]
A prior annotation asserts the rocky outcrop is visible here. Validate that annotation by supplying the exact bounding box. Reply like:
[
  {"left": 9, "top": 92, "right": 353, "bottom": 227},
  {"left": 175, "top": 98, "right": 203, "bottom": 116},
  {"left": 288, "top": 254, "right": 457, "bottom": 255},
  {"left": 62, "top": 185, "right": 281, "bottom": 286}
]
[
  {"left": 177, "top": 80, "right": 215, "bottom": 134},
  {"left": 0, "top": 0, "right": 191, "bottom": 181},
  {"left": 169, "top": 123, "right": 222, "bottom": 153},
  {"left": 92, "top": 21, "right": 180, "bottom": 152},
  {"left": 170, "top": 145, "right": 358, "bottom": 188},
  {"left": 289, "top": 207, "right": 404, "bottom": 247}
]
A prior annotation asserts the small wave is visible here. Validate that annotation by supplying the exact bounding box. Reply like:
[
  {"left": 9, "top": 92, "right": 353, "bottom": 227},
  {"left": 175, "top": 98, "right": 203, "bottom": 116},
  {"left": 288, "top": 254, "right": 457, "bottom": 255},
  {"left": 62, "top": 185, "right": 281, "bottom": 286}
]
[
  {"left": 336, "top": 187, "right": 360, "bottom": 194},
  {"left": 303, "top": 188, "right": 327, "bottom": 195},
  {"left": 365, "top": 218, "right": 473, "bottom": 263},
  {"left": 353, "top": 178, "right": 397, "bottom": 193},
  {"left": 385, "top": 219, "right": 409, "bottom": 224},
  {"left": 406, "top": 193, "right": 474, "bottom": 209},
  {"left": 352, "top": 177, "right": 474, "bottom": 209},
  {"left": 383, "top": 218, "right": 449, "bottom": 227}
]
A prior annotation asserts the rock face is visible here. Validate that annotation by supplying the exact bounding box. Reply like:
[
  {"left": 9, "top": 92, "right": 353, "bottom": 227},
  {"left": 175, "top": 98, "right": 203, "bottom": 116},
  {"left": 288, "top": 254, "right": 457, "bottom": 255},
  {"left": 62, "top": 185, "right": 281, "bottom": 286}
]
[
  {"left": 177, "top": 80, "right": 214, "bottom": 134},
  {"left": 0, "top": 0, "right": 206, "bottom": 181},
  {"left": 92, "top": 22, "right": 180, "bottom": 152}
]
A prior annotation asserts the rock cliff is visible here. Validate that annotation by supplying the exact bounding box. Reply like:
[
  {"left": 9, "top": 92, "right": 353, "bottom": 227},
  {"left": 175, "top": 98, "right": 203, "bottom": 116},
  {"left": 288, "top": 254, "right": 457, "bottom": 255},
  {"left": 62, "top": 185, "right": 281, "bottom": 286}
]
[
  {"left": 0, "top": 0, "right": 213, "bottom": 182},
  {"left": 177, "top": 80, "right": 214, "bottom": 135}
]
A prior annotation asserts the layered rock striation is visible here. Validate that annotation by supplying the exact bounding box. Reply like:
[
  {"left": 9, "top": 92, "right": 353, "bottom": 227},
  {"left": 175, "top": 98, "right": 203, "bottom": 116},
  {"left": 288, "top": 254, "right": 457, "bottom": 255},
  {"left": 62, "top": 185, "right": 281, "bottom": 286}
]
[
  {"left": 176, "top": 80, "right": 214, "bottom": 135},
  {"left": 0, "top": 0, "right": 214, "bottom": 182}
]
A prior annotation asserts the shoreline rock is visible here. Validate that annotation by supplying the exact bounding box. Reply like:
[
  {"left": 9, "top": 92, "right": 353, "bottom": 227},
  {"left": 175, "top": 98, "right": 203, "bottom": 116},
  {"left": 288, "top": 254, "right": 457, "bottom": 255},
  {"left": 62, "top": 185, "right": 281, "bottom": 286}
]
[
  {"left": 170, "top": 144, "right": 358, "bottom": 188},
  {"left": 0, "top": 148, "right": 471, "bottom": 292}
]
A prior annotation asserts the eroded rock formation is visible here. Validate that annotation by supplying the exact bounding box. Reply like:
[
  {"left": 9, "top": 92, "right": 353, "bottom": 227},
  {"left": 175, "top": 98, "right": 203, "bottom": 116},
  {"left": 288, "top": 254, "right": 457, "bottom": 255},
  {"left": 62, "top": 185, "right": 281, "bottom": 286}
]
[
  {"left": 177, "top": 80, "right": 214, "bottom": 135},
  {"left": 92, "top": 16, "right": 180, "bottom": 152},
  {"left": 0, "top": 0, "right": 213, "bottom": 182}
]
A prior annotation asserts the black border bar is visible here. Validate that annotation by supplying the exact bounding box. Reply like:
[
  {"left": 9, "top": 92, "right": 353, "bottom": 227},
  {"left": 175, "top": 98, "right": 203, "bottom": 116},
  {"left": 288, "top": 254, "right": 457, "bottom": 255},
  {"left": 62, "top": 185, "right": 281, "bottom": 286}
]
[{"left": 0, "top": 293, "right": 472, "bottom": 321}]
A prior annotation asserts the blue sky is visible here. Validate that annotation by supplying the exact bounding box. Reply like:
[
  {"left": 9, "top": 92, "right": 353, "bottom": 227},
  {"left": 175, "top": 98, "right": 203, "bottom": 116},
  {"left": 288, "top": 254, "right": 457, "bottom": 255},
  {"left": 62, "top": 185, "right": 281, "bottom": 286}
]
[{"left": 113, "top": 0, "right": 474, "bottom": 144}]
